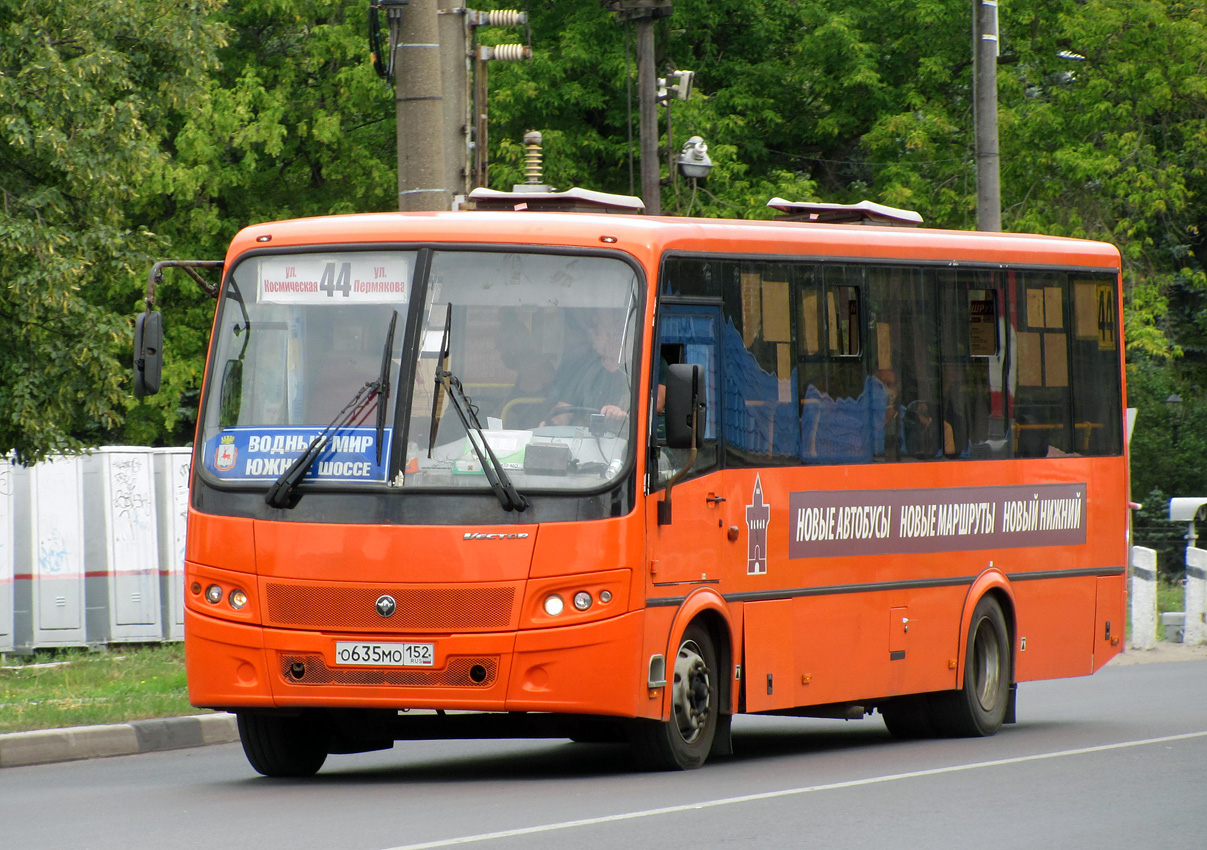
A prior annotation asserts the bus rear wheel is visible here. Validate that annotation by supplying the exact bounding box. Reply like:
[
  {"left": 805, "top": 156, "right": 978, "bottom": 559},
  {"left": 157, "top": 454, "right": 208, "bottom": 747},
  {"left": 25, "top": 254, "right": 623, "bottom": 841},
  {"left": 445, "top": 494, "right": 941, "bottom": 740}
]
[
  {"left": 237, "top": 711, "right": 330, "bottom": 777},
  {"left": 880, "top": 694, "right": 937, "bottom": 739},
  {"left": 932, "top": 595, "right": 1012, "bottom": 737},
  {"left": 628, "top": 622, "right": 719, "bottom": 770}
]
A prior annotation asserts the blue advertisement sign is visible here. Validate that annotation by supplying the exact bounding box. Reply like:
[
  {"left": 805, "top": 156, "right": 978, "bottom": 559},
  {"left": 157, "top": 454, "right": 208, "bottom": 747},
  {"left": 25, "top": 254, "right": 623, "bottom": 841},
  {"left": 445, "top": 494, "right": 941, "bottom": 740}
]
[{"left": 203, "top": 426, "right": 391, "bottom": 483}]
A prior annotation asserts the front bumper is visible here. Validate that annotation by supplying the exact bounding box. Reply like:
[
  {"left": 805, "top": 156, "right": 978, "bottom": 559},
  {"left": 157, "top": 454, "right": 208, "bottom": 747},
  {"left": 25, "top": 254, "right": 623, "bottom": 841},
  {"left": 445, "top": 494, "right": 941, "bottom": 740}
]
[{"left": 185, "top": 605, "right": 646, "bottom": 718}]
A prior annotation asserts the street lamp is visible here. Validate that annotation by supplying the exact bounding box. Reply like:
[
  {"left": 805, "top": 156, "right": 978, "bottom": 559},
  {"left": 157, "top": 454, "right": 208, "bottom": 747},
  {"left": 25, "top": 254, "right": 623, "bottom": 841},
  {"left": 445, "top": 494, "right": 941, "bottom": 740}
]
[
  {"left": 1166, "top": 392, "right": 1183, "bottom": 445},
  {"left": 676, "top": 136, "right": 713, "bottom": 179}
]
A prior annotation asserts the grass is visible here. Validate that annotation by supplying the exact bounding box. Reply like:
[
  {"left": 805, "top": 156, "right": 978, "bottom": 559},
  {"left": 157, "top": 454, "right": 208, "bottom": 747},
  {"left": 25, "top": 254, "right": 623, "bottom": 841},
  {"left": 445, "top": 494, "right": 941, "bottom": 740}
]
[
  {"left": 1157, "top": 580, "right": 1185, "bottom": 617},
  {"left": 0, "top": 643, "right": 197, "bottom": 734}
]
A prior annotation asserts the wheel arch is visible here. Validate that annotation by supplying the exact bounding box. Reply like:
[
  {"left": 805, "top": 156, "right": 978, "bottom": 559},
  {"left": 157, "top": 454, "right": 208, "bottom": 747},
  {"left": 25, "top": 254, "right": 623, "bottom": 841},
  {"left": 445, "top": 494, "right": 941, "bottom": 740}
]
[
  {"left": 663, "top": 588, "right": 736, "bottom": 720},
  {"left": 955, "top": 569, "right": 1017, "bottom": 690}
]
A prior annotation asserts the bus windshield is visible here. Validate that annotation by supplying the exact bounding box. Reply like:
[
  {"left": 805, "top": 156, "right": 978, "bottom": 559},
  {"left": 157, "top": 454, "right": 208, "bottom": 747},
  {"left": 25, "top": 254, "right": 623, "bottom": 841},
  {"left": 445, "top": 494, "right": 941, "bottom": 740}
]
[{"left": 198, "top": 248, "right": 642, "bottom": 496}]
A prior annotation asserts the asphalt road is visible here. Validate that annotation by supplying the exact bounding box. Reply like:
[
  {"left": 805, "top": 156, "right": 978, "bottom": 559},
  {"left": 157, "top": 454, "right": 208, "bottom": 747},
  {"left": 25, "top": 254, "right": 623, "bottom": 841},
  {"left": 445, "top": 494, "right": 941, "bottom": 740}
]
[{"left": 3, "top": 657, "right": 1205, "bottom": 850}]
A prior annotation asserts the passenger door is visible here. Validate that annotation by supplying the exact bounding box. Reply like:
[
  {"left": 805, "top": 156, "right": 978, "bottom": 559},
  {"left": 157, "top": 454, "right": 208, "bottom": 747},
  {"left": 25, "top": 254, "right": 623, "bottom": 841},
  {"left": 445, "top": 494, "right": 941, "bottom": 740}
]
[{"left": 646, "top": 305, "right": 727, "bottom": 588}]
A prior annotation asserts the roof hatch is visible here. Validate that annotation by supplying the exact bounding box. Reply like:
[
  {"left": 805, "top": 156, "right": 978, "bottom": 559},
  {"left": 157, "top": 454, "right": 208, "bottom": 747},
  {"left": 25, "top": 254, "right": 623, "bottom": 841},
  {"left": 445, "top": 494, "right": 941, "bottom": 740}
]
[{"left": 767, "top": 198, "right": 923, "bottom": 226}]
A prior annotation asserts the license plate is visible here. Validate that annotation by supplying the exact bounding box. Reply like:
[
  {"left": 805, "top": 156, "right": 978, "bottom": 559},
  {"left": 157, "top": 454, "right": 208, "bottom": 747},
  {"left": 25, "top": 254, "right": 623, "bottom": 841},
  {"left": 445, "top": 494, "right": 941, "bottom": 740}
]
[{"left": 334, "top": 641, "right": 435, "bottom": 667}]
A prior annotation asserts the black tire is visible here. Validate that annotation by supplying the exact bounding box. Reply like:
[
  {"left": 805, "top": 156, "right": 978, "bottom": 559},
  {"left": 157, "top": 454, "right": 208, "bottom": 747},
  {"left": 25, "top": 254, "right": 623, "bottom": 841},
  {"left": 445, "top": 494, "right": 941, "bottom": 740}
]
[
  {"left": 628, "top": 622, "right": 719, "bottom": 770},
  {"left": 568, "top": 721, "right": 626, "bottom": 744},
  {"left": 880, "top": 694, "right": 937, "bottom": 739},
  {"left": 237, "top": 711, "right": 330, "bottom": 777},
  {"left": 932, "top": 595, "right": 1012, "bottom": 737}
]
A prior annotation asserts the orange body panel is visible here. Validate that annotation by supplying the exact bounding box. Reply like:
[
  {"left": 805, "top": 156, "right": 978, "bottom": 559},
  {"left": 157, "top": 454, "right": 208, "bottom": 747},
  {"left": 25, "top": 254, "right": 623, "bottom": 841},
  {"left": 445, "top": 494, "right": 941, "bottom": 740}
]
[{"left": 643, "top": 456, "right": 1127, "bottom": 714}]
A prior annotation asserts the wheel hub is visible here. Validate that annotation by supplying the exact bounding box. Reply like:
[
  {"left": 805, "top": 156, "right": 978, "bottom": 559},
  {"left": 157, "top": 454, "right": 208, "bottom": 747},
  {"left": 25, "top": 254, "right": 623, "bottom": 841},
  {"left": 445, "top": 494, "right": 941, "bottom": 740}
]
[{"left": 672, "top": 640, "right": 711, "bottom": 743}]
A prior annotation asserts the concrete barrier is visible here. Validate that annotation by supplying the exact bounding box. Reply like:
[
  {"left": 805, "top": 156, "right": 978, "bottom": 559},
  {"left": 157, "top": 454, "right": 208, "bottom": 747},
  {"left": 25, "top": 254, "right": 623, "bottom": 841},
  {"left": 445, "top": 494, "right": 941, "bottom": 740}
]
[
  {"left": 1186, "top": 547, "right": 1206, "bottom": 646},
  {"left": 1130, "top": 546, "right": 1158, "bottom": 651}
]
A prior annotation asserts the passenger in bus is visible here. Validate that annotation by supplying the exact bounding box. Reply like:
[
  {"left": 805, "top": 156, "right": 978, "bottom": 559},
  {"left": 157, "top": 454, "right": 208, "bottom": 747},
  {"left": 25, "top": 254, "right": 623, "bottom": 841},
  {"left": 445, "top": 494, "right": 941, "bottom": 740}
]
[
  {"left": 876, "top": 368, "right": 901, "bottom": 461},
  {"left": 1015, "top": 412, "right": 1077, "bottom": 457},
  {"left": 494, "top": 308, "right": 555, "bottom": 429},
  {"left": 941, "top": 370, "right": 972, "bottom": 458},
  {"left": 902, "top": 399, "right": 942, "bottom": 458},
  {"left": 1015, "top": 413, "right": 1050, "bottom": 458},
  {"left": 544, "top": 309, "right": 631, "bottom": 429},
  {"left": 305, "top": 317, "right": 384, "bottom": 425}
]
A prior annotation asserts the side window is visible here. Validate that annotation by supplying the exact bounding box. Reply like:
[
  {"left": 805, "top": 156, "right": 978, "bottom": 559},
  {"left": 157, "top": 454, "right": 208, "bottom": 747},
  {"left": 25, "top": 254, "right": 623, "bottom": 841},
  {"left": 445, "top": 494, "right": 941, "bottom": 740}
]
[
  {"left": 651, "top": 305, "right": 720, "bottom": 488},
  {"left": 721, "top": 261, "right": 799, "bottom": 466},
  {"left": 1068, "top": 275, "right": 1123, "bottom": 455},
  {"left": 937, "top": 270, "right": 1008, "bottom": 458},
  {"left": 662, "top": 256, "right": 723, "bottom": 299},
  {"left": 796, "top": 265, "right": 879, "bottom": 464},
  {"left": 866, "top": 266, "right": 941, "bottom": 461},
  {"left": 1012, "top": 271, "right": 1072, "bottom": 456}
]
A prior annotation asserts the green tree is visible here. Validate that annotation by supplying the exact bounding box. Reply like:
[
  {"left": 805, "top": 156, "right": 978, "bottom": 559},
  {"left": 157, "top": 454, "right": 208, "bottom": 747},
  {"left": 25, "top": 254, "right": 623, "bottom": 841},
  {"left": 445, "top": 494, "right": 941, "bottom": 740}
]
[
  {"left": 0, "top": 0, "right": 226, "bottom": 462},
  {"left": 122, "top": 0, "right": 397, "bottom": 446}
]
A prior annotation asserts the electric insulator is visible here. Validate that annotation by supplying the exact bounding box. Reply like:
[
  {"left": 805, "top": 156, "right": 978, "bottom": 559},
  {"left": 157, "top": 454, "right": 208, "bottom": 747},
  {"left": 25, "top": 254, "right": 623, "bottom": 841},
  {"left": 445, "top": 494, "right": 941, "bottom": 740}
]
[
  {"left": 489, "top": 43, "right": 531, "bottom": 62},
  {"left": 487, "top": 10, "right": 526, "bottom": 27},
  {"left": 523, "top": 131, "right": 544, "bottom": 184}
]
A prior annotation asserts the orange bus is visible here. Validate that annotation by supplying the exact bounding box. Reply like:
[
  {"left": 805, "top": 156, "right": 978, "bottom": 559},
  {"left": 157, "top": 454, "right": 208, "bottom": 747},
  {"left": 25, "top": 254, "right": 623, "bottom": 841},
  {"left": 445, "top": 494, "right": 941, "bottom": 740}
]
[{"left": 135, "top": 191, "right": 1127, "bottom": 776}]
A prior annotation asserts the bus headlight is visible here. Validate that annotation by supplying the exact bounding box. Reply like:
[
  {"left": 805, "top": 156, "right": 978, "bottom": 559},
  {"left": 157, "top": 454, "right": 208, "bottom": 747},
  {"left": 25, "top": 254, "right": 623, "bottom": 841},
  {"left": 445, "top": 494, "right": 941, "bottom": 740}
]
[
  {"left": 205, "top": 584, "right": 223, "bottom": 604},
  {"left": 229, "top": 589, "right": 248, "bottom": 610},
  {"left": 543, "top": 594, "right": 565, "bottom": 616},
  {"left": 573, "top": 591, "right": 593, "bottom": 611}
]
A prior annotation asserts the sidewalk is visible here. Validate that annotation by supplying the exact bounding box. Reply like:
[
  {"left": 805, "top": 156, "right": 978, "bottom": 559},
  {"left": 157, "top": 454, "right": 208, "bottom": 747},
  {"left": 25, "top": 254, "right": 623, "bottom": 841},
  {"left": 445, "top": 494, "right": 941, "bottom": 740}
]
[
  {"left": 1108, "top": 639, "right": 1207, "bottom": 666},
  {"left": 2, "top": 642, "right": 1204, "bottom": 768},
  {"left": 0, "top": 712, "right": 238, "bottom": 768}
]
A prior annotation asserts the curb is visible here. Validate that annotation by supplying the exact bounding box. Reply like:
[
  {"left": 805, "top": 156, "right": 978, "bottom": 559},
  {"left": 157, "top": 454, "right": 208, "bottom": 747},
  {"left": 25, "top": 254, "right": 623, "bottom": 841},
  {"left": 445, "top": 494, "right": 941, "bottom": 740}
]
[{"left": 0, "top": 712, "right": 239, "bottom": 768}]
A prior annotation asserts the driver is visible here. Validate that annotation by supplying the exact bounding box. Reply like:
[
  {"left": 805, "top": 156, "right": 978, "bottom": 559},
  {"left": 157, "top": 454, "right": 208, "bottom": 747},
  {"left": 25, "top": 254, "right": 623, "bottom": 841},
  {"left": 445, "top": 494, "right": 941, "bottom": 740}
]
[{"left": 544, "top": 309, "right": 631, "bottom": 429}]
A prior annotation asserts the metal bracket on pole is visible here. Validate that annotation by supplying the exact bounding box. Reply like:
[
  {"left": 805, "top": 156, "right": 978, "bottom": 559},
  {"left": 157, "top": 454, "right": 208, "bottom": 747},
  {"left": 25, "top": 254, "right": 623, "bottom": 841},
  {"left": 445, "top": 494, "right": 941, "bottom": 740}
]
[{"left": 145, "top": 260, "right": 225, "bottom": 308}]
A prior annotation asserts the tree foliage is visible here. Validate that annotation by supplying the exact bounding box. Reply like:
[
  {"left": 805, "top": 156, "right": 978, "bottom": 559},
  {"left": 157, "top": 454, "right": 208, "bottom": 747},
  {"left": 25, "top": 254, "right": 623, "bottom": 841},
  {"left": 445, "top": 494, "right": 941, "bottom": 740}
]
[
  {"left": 0, "top": 0, "right": 226, "bottom": 462},
  {"left": 123, "top": 0, "right": 396, "bottom": 446}
]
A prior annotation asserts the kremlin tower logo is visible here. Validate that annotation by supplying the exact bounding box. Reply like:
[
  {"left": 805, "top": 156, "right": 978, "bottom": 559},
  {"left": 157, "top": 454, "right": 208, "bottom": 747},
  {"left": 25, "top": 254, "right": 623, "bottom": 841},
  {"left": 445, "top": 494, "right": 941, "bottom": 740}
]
[{"left": 746, "top": 475, "right": 769, "bottom": 575}]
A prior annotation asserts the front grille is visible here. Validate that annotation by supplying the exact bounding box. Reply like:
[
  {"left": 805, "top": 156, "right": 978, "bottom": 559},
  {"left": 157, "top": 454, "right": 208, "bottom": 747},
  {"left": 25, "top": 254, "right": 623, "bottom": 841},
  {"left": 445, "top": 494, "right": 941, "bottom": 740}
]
[
  {"left": 279, "top": 653, "right": 498, "bottom": 687},
  {"left": 264, "top": 582, "right": 516, "bottom": 632}
]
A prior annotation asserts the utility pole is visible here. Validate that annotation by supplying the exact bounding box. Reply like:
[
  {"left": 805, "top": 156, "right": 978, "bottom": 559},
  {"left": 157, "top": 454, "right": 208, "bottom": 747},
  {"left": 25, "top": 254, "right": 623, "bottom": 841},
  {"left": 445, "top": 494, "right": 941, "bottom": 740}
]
[
  {"left": 438, "top": 6, "right": 469, "bottom": 206},
  {"left": 395, "top": 0, "right": 450, "bottom": 211},
  {"left": 612, "top": 1, "right": 673, "bottom": 215},
  {"left": 973, "top": 0, "right": 1001, "bottom": 231},
  {"left": 636, "top": 18, "right": 659, "bottom": 214}
]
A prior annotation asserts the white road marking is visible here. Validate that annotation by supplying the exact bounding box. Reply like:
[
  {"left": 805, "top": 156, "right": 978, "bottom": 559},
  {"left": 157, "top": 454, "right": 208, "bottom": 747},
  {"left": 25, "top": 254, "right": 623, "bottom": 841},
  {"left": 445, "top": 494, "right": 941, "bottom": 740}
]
[{"left": 380, "top": 731, "right": 1207, "bottom": 850}]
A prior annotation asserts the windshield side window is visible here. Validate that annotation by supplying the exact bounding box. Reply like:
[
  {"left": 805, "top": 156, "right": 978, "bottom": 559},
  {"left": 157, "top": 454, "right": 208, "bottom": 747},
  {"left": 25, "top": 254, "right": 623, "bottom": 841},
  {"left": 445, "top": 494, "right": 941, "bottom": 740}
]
[{"left": 198, "top": 251, "right": 413, "bottom": 488}]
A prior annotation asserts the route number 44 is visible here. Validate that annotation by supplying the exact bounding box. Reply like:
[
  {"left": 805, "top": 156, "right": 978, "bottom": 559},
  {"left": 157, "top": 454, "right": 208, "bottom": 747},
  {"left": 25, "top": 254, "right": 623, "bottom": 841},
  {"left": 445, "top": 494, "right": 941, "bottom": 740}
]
[{"left": 319, "top": 262, "right": 353, "bottom": 297}]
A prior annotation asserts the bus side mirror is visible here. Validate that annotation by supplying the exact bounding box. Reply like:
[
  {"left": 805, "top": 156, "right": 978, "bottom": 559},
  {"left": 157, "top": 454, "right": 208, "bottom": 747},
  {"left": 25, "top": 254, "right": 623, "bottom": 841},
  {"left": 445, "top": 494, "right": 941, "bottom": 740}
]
[
  {"left": 133, "top": 310, "right": 163, "bottom": 397},
  {"left": 664, "top": 363, "right": 706, "bottom": 449},
  {"left": 219, "top": 359, "right": 243, "bottom": 427}
]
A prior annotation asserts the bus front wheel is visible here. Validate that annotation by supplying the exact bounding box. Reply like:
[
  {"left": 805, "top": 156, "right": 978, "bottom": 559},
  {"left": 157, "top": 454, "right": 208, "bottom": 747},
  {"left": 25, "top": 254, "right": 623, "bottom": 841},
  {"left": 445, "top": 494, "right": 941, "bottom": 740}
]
[
  {"left": 237, "top": 711, "right": 330, "bottom": 777},
  {"left": 628, "top": 622, "right": 719, "bottom": 770},
  {"left": 933, "top": 595, "right": 1012, "bottom": 737}
]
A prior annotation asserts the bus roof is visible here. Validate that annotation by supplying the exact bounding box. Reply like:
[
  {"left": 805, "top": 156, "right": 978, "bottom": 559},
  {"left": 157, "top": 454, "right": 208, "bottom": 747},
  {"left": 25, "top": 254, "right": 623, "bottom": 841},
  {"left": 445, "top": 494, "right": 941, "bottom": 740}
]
[{"left": 227, "top": 210, "right": 1122, "bottom": 272}]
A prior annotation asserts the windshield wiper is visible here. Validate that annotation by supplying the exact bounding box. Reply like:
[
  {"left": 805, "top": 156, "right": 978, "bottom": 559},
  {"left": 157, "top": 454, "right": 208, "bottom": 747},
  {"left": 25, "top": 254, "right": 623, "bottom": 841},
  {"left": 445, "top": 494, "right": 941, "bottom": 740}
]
[
  {"left": 264, "top": 381, "right": 378, "bottom": 509},
  {"left": 265, "top": 314, "right": 397, "bottom": 509},
  {"left": 428, "top": 304, "right": 528, "bottom": 512},
  {"left": 440, "top": 369, "right": 529, "bottom": 512},
  {"left": 428, "top": 304, "right": 453, "bottom": 459},
  {"left": 375, "top": 311, "right": 399, "bottom": 465}
]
